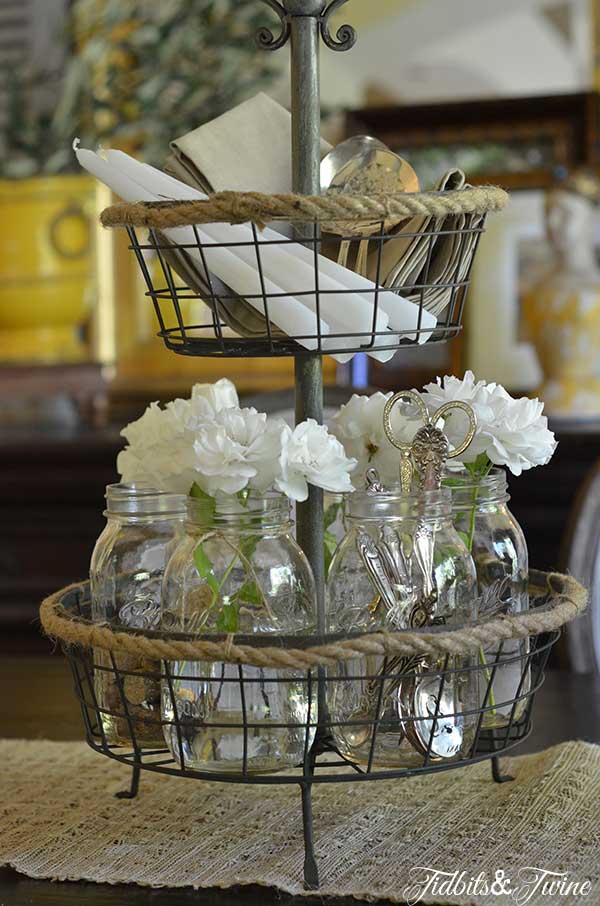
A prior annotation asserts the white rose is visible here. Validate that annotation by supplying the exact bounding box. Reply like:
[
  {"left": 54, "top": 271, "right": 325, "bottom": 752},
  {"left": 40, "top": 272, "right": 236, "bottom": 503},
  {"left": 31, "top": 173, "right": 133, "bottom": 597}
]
[
  {"left": 422, "top": 371, "right": 557, "bottom": 475},
  {"left": 330, "top": 392, "right": 420, "bottom": 485},
  {"left": 276, "top": 419, "right": 356, "bottom": 502}
]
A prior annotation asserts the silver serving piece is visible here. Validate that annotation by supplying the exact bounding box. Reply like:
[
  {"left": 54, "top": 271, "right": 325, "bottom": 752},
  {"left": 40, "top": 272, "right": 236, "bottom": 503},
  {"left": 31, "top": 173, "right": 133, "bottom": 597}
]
[
  {"left": 320, "top": 135, "right": 388, "bottom": 190},
  {"left": 382, "top": 389, "right": 477, "bottom": 493},
  {"left": 399, "top": 673, "right": 465, "bottom": 759},
  {"left": 320, "top": 135, "right": 419, "bottom": 273},
  {"left": 365, "top": 466, "right": 385, "bottom": 494},
  {"left": 356, "top": 529, "right": 398, "bottom": 615},
  {"left": 379, "top": 524, "right": 409, "bottom": 588},
  {"left": 352, "top": 388, "right": 478, "bottom": 761}
]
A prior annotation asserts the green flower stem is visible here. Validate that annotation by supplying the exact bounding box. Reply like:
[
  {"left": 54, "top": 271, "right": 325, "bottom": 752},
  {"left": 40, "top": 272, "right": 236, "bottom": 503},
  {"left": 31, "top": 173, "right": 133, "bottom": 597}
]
[{"left": 190, "top": 488, "right": 272, "bottom": 634}]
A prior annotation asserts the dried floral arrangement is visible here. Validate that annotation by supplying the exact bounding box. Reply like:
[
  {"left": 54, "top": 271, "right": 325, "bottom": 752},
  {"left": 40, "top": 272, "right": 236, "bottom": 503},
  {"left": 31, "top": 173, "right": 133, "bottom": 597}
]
[{"left": 0, "top": 0, "right": 276, "bottom": 178}]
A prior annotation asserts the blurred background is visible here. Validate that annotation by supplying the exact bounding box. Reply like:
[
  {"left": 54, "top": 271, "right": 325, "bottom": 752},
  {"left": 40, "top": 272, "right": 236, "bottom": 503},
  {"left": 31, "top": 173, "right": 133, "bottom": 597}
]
[{"left": 2, "top": 0, "right": 600, "bottom": 664}]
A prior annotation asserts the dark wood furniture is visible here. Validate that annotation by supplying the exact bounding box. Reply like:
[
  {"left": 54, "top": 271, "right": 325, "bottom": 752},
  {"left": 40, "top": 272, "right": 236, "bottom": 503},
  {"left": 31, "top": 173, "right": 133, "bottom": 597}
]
[
  {"left": 346, "top": 92, "right": 600, "bottom": 191},
  {"left": 506, "top": 423, "right": 600, "bottom": 574},
  {"left": 1, "top": 420, "right": 599, "bottom": 654},
  {"left": 1, "top": 656, "right": 599, "bottom": 905},
  {"left": 0, "top": 426, "right": 122, "bottom": 633},
  {"left": 0, "top": 363, "right": 108, "bottom": 426}
]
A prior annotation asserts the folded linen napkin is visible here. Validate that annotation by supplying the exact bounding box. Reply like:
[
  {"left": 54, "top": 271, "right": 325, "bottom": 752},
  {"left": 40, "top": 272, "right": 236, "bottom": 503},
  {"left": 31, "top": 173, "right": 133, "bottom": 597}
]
[
  {"left": 166, "top": 92, "right": 331, "bottom": 194},
  {"left": 365, "top": 168, "right": 482, "bottom": 319},
  {"left": 369, "top": 169, "right": 465, "bottom": 288}
]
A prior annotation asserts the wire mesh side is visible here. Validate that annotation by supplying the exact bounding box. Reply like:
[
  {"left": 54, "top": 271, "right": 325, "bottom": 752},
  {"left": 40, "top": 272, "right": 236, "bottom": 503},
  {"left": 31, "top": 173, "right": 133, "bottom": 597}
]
[
  {"left": 125, "top": 216, "right": 486, "bottom": 358},
  {"left": 63, "top": 625, "right": 556, "bottom": 785}
]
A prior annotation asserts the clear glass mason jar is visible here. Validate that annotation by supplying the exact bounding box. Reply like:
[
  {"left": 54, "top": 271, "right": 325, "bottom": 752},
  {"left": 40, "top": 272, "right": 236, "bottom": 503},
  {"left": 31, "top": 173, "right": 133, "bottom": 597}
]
[
  {"left": 161, "top": 491, "right": 316, "bottom": 774},
  {"left": 448, "top": 469, "right": 529, "bottom": 728},
  {"left": 90, "top": 484, "right": 186, "bottom": 746},
  {"left": 326, "top": 487, "right": 478, "bottom": 768}
]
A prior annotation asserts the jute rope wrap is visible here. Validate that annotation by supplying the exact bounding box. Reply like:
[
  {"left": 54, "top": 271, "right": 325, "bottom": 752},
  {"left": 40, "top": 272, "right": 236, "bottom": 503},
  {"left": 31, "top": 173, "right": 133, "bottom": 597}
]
[
  {"left": 100, "top": 185, "right": 508, "bottom": 229},
  {"left": 40, "top": 570, "right": 586, "bottom": 669}
]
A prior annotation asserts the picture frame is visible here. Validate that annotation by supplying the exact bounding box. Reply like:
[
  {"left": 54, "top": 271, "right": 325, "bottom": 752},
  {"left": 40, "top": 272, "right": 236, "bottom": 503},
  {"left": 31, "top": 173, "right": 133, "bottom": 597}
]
[
  {"left": 465, "top": 191, "right": 546, "bottom": 391},
  {"left": 346, "top": 92, "right": 600, "bottom": 191}
]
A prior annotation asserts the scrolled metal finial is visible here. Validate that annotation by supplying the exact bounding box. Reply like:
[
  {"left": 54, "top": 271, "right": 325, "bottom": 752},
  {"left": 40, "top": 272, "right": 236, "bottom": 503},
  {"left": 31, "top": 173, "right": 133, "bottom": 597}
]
[
  {"left": 320, "top": 0, "right": 357, "bottom": 51},
  {"left": 256, "top": 0, "right": 291, "bottom": 50}
]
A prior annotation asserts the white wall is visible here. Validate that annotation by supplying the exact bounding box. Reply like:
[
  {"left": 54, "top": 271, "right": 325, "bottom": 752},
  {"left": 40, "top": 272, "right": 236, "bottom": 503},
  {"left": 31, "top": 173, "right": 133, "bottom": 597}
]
[{"left": 273, "top": 0, "right": 594, "bottom": 109}]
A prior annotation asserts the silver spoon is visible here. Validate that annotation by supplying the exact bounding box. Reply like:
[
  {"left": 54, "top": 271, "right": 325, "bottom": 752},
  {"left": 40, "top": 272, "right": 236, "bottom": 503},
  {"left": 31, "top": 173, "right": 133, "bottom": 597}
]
[
  {"left": 320, "top": 135, "right": 389, "bottom": 190},
  {"left": 320, "top": 136, "right": 419, "bottom": 273}
]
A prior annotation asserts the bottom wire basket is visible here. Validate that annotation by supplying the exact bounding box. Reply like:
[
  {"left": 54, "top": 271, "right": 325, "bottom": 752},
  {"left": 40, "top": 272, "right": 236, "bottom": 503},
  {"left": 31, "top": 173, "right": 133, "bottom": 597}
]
[{"left": 40, "top": 570, "right": 586, "bottom": 889}]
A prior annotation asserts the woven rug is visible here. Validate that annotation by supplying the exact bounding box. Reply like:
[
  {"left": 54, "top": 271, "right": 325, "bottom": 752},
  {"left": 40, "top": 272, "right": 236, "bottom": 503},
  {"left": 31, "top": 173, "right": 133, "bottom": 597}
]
[{"left": 1, "top": 739, "right": 599, "bottom": 905}]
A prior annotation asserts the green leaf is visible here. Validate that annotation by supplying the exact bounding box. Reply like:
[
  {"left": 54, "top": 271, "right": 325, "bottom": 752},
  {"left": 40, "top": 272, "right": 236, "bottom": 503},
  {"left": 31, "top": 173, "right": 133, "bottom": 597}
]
[
  {"left": 324, "top": 501, "right": 341, "bottom": 531},
  {"left": 190, "top": 482, "right": 213, "bottom": 502},
  {"left": 465, "top": 454, "right": 493, "bottom": 478},
  {"left": 457, "top": 529, "right": 471, "bottom": 550},
  {"left": 189, "top": 484, "right": 216, "bottom": 521},
  {"left": 216, "top": 599, "right": 240, "bottom": 633},
  {"left": 235, "top": 579, "right": 262, "bottom": 607},
  {"left": 442, "top": 476, "right": 465, "bottom": 489},
  {"left": 324, "top": 529, "right": 338, "bottom": 578},
  {"left": 238, "top": 533, "right": 260, "bottom": 563},
  {"left": 193, "top": 542, "right": 220, "bottom": 595}
]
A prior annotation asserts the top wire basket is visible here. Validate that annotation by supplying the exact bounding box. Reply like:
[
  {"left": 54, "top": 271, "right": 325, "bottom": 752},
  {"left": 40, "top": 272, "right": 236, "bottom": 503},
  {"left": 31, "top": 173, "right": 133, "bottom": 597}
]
[{"left": 101, "top": 185, "right": 508, "bottom": 359}]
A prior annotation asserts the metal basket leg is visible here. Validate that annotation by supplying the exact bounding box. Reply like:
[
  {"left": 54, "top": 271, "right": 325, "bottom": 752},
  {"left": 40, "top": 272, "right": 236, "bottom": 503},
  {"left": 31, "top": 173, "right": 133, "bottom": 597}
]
[
  {"left": 491, "top": 755, "right": 514, "bottom": 784},
  {"left": 115, "top": 763, "right": 141, "bottom": 799},
  {"left": 300, "top": 781, "right": 319, "bottom": 890}
]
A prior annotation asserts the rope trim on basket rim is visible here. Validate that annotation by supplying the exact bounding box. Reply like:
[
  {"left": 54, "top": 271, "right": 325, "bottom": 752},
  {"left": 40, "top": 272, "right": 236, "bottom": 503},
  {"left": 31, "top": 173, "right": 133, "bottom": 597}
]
[
  {"left": 39, "top": 570, "right": 586, "bottom": 668},
  {"left": 100, "top": 186, "right": 508, "bottom": 229}
]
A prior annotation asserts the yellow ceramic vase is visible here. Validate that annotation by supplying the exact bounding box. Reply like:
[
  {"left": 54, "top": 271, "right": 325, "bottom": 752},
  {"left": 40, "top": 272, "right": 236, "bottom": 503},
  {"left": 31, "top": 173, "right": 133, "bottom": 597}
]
[
  {"left": 522, "top": 280, "right": 600, "bottom": 416},
  {"left": 0, "top": 175, "right": 96, "bottom": 362}
]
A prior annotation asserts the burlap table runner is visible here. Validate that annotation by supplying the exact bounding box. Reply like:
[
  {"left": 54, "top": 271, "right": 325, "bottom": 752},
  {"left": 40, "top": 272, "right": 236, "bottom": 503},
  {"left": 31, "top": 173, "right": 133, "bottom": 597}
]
[{"left": 1, "top": 739, "right": 598, "bottom": 904}]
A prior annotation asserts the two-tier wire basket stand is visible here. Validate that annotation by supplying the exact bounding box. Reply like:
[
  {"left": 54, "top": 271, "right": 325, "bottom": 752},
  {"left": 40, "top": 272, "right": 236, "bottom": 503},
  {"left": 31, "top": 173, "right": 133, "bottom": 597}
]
[{"left": 40, "top": 0, "right": 588, "bottom": 891}]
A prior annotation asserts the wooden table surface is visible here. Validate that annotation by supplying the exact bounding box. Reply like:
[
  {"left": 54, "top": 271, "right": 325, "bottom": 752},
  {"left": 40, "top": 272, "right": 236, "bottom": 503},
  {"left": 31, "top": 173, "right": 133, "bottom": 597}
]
[{"left": 2, "top": 656, "right": 600, "bottom": 905}]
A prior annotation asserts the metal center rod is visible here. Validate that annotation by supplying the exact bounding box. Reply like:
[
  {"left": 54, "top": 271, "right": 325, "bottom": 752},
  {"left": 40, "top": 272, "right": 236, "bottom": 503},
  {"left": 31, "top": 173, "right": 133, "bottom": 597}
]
[{"left": 289, "top": 8, "right": 325, "bottom": 632}]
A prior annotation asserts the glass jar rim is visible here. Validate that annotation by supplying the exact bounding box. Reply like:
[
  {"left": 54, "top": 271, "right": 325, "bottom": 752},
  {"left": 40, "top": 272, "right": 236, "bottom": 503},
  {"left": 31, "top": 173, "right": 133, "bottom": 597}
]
[
  {"left": 445, "top": 467, "right": 510, "bottom": 506},
  {"left": 186, "top": 488, "right": 291, "bottom": 529},
  {"left": 105, "top": 483, "right": 186, "bottom": 517},
  {"left": 347, "top": 485, "right": 452, "bottom": 520}
]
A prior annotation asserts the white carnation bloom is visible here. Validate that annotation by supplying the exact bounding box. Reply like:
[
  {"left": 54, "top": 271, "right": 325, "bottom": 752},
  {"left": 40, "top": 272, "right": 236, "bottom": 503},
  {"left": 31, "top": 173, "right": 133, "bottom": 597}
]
[
  {"left": 330, "top": 392, "right": 420, "bottom": 485},
  {"left": 422, "top": 371, "right": 557, "bottom": 475},
  {"left": 277, "top": 419, "right": 356, "bottom": 502},
  {"left": 118, "top": 401, "right": 194, "bottom": 492},
  {"left": 117, "top": 380, "right": 241, "bottom": 494},
  {"left": 116, "top": 444, "right": 197, "bottom": 495},
  {"left": 192, "top": 407, "right": 285, "bottom": 496},
  {"left": 120, "top": 401, "right": 179, "bottom": 448},
  {"left": 172, "top": 378, "right": 240, "bottom": 431},
  {"left": 190, "top": 378, "right": 238, "bottom": 416},
  {"left": 483, "top": 393, "right": 557, "bottom": 476}
]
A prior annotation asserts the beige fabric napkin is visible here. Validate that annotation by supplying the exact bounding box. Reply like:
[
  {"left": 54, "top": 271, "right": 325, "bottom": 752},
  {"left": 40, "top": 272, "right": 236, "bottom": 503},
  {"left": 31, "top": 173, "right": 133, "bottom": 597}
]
[
  {"left": 166, "top": 92, "right": 331, "bottom": 193},
  {"left": 369, "top": 169, "right": 465, "bottom": 289},
  {"left": 365, "top": 169, "right": 483, "bottom": 318}
]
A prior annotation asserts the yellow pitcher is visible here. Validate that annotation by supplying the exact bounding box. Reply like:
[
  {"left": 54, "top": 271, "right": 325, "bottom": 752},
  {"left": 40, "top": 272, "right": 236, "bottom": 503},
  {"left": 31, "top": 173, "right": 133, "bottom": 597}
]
[{"left": 0, "top": 175, "right": 95, "bottom": 362}]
